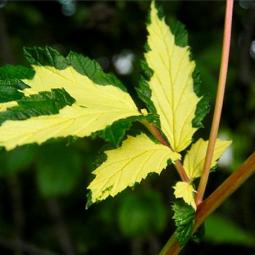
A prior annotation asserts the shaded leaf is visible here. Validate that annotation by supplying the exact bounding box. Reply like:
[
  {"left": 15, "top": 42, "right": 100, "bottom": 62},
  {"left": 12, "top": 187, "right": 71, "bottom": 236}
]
[
  {"left": 118, "top": 190, "right": 167, "bottom": 237},
  {"left": 205, "top": 214, "right": 255, "bottom": 247},
  {"left": 172, "top": 200, "right": 195, "bottom": 246},
  {"left": 36, "top": 143, "right": 82, "bottom": 197}
]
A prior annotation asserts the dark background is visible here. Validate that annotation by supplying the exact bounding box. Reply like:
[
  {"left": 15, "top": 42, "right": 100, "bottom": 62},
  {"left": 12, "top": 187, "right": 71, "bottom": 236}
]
[{"left": 0, "top": 0, "right": 255, "bottom": 254}]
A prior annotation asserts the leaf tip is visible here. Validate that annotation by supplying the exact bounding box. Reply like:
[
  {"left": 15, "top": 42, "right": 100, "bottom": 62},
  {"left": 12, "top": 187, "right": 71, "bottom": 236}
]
[{"left": 173, "top": 182, "right": 196, "bottom": 210}]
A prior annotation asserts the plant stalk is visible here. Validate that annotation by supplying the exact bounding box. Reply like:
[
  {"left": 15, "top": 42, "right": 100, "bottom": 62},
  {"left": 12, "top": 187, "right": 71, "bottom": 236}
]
[
  {"left": 141, "top": 120, "right": 189, "bottom": 182},
  {"left": 160, "top": 152, "right": 255, "bottom": 255},
  {"left": 196, "top": 0, "right": 234, "bottom": 205}
]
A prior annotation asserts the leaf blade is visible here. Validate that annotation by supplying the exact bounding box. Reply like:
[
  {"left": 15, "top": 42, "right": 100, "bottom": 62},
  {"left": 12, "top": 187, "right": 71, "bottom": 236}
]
[
  {"left": 183, "top": 138, "right": 232, "bottom": 180},
  {"left": 0, "top": 48, "right": 141, "bottom": 150},
  {"left": 173, "top": 181, "right": 196, "bottom": 209},
  {"left": 88, "top": 133, "right": 180, "bottom": 203},
  {"left": 172, "top": 200, "right": 195, "bottom": 246},
  {"left": 144, "top": 2, "right": 201, "bottom": 152}
]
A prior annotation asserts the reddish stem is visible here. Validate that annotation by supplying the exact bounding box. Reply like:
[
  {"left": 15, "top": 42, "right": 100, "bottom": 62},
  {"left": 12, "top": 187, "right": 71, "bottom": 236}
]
[
  {"left": 141, "top": 120, "right": 189, "bottom": 182},
  {"left": 196, "top": 0, "right": 234, "bottom": 205},
  {"left": 160, "top": 152, "right": 255, "bottom": 255}
]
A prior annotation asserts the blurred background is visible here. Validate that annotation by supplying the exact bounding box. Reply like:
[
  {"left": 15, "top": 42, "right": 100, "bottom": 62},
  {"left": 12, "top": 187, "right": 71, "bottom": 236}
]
[{"left": 0, "top": 0, "right": 255, "bottom": 254}]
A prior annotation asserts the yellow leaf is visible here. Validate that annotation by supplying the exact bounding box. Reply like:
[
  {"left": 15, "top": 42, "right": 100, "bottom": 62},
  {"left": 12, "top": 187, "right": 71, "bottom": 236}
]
[
  {"left": 0, "top": 65, "right": 140, "bottom": 150},
  {"left": 22, "top": 66, "right": 136, "bottom": 109},
  {"left": 174, "top": 181, "right": 196, "bottom": 209},
  {"left": 145, "top": 2, "right": 200, "bottom": 152},
  {"left": 88, "top": 134, "right": 180, "bottom": 203},
  {"left": 184, "top": 138, "right": 232, "bottom": 180},
  {"left": 0, "top": 101, "right": 17, "bottom": 112}
]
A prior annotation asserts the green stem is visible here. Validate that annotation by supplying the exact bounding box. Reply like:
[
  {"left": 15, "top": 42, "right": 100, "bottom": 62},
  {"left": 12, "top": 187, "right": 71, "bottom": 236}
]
[
  {"left": 196, "top": 0, "right": 234, "bottom": 205},
  {"left": 160, "top": 152, "right": 255, "bottom": 255},
  {"left": 140, "top": 120, "right": 189, "bottom": 182}
]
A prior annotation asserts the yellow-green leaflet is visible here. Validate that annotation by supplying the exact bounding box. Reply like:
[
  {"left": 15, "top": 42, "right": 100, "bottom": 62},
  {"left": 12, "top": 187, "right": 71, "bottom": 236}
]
[
  {"left": 0, "top": 101, "right": 17, "bottom": 112},
  {"left": 145, "top": 2, "right": 200, "bottom": 152},
  {"left": 0, "top": 65, "right": 140, "bottom": 150},
  {"left": 174, "top": 181, "right": 196, "bottom": 209},
  {"left": 184, "top": 138, "right": 232, "bottom": 180},
  {"left": 88, "top": 134, "right": 180, "bottom": 203}
]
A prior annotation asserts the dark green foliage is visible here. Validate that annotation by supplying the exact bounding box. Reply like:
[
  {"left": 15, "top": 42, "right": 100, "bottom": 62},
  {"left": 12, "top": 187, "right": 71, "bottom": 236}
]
[
  {"left": 0, "top": 145, "right": 37, "bottom": 176},
  {"left": 205, "top": 214, "right": 255, "bottom": 247},
  {"left": 91, "top": 116, "right": 138, "bottom": 147},
  {"left": 24, "top": 46, "right": 69, "bottom": 69},
  {"left": 67, "top": 51, "right": 126, "bottom": 91},
  {"left": 0, "top": 88, "right": 75, "bottom": 125},
  {"left": 0, "top": 65, "right": 34, "bottom": 102},
  {"left": 0, "top": 85, "right": 24, "bottom": 103},
  {"left": 172, "top": 200, "right": 195, "bottom": 246},
  {"left": 169, "top": 19, "right": 188, "bottom": 47},
  {"left": 36, "top": 142, "right": 82, "bottom": 197},
  {"left": 92, "top": 114, "right": 157, "bottom": 147},
  {"left": 192, "top": 70, "right": 210, "bottom": 128},
  {"left": 192, "top": 224, "right": 205, "bottom": 243},
  {"left": 136, "top": 60, "right": 158, "bottom": 123},
  {"left": 0, "top": 79, "right": 29, "bottom": 90},
  {"left": 118, "top": 190, "right": 167, "bottom": 237},
  {"left": 192, "top": 95, "right": 210, "bottom": 128},
  {"left": 0, "top": 65, "right": 34, "bottom": 80}
]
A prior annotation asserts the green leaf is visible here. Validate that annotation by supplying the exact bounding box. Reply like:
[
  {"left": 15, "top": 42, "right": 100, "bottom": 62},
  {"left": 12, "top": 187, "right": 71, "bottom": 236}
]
[
  {"left": 172, "top": 200, "right": 195, "bottom": 246},
  {"left": 0, "top": 88, "right": 75, "bottom": 125},
  {"left": 24, "top": 46, "right": 68, "bottom": 69},
  {"left": 205, "top": 214, "right": 255, "bottom": 247},
  {"left": 0, "top": 145, "right": 37, "bottom": 176},
  {"left": 0, "top": 65, "right": 34, "bottom": 103},
  {"left": 192, "top": 70, "right": 210, "bottom": 128},
  {"left": 0, "top": 65, "right": 34, "bottom": 80},
  {"left": 136, "top": 60, "right": 157, "bottom": 116},
  {"left": 0, "top": 85, "right": 24, "bottom": 103},
  {"left": 118, "top": 190, "right": 167, "bottom": 237},
  {"left": 92, "top": 113, "right": 158, "bottom": 147},
  {"left": 36, "top": 143, "right": 82, "bottom": 197},
  {"left": 67, "top": 51, "right": 126, "bottom": 91}
]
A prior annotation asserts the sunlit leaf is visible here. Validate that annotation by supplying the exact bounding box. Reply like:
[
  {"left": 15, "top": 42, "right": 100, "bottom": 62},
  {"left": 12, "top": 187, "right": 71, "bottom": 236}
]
[
  {"left": 174, "top": 181, "right": 196, "bottom": 209},
  {"left": 0, "top": 47, "right": 141, "bottom": 150},
  {"left": 184, "top": 138, "right": 232, "bottom": 180},
  {"left": 143, "top": 2, "right": 204, "bottom": 152},
  {"left": 88, "top": 133, "right": 180, "bottom": 203}
]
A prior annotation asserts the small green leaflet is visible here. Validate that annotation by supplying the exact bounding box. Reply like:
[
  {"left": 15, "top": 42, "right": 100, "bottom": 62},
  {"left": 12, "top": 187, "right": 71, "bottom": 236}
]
[{"left": 172, "top": 200, "right": 195, "bottom": 246}]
